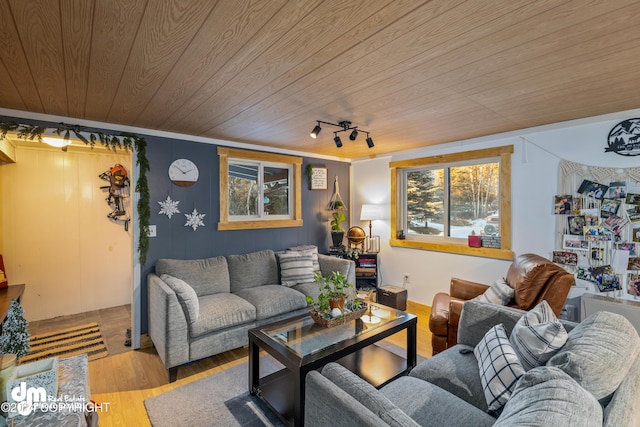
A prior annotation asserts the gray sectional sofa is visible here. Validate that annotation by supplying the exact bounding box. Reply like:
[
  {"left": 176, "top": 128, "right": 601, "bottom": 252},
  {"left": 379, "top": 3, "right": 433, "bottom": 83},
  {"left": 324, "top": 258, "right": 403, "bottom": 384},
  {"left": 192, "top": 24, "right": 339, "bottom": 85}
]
[
  {"left": 305, "top": 300, "right": 640, "bottom": 426},
  {"left": 148, "top": 247, "right": 355, "bottom": 382}
]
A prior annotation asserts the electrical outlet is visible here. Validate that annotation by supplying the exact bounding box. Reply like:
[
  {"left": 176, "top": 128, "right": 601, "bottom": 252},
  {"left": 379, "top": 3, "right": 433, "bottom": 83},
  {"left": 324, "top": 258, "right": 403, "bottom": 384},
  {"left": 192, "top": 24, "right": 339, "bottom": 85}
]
[
  {"left": 148, "top": 225, "right": 157, "bottom": 237},
  {"left": 403, "top": 274, "right": 410, "bottom": 286}
]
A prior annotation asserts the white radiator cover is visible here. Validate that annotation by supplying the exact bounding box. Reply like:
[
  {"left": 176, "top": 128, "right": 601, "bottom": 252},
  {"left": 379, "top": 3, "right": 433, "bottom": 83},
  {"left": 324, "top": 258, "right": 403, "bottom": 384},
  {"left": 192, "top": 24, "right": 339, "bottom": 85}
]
[{"left": 582, "top": 293, "right": 640, "bottom": 334}]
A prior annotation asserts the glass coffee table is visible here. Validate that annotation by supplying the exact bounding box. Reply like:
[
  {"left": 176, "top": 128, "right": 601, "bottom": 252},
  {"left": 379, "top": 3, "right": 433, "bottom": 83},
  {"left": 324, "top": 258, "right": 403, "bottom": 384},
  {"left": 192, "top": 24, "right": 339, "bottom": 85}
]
[{"left": 248, "top": 304, "right": 417, "bottom": 426}]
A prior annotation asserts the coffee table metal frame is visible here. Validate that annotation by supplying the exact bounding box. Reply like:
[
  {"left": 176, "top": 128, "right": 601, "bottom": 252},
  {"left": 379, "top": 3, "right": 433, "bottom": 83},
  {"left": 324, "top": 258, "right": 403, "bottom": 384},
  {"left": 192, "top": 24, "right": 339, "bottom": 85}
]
[{"left": 248, "top": 305, "right": 417, "bottom": 426}]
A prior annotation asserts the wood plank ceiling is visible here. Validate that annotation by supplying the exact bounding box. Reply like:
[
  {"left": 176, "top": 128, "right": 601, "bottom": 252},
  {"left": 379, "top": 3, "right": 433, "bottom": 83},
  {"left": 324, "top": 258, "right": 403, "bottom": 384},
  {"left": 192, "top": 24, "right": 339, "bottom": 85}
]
[{"left": 0, "top": 0, "right": 638, "bottom": 159}]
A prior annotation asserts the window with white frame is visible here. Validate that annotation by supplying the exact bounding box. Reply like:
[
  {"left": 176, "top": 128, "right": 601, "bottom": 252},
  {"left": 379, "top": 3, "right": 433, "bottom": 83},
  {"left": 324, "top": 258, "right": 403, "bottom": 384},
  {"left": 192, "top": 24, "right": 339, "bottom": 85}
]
[
  {"left": 390, "top": 145, "right": 513, "bottom": 260},
  {"left": 218, "top": 147, "right": 302, "bottom": 230}
]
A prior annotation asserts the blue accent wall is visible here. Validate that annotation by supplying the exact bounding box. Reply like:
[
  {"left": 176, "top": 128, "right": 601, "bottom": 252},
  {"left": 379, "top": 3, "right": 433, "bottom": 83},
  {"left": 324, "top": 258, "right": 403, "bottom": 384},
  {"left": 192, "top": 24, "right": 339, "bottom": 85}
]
[
  {"left": 137, "top": 135, "right": 350, "bottom": 333},
  {"left": 0, "top": 116, "right": 350, "bottom": 334}
]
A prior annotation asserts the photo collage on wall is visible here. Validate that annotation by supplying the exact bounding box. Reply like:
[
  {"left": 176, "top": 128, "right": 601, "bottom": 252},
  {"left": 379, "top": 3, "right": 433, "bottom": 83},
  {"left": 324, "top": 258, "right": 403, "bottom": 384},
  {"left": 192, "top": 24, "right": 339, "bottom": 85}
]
[{"left": 554, "top": 178, "right": 639, "bottom": 297}]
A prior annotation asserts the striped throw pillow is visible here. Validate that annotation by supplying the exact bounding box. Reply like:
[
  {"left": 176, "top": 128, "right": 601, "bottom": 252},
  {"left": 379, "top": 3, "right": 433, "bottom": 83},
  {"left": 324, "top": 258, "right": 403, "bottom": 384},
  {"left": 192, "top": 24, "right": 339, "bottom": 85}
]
[
  {"left": 277, "top": 251, "right": 315, "bottom": 287},
  {"left": 475, "top": 323, "right": 525, "bottom": 415},
  {"left": 509, "top": 300, "right": 568, "bottom": 371},
  {"left": 474, "top": 278, "right": 514, "bottom": 305}
]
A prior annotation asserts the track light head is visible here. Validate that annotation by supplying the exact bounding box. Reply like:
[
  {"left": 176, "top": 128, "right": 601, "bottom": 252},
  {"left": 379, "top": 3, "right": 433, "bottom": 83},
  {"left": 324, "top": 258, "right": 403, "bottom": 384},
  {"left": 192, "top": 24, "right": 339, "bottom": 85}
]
[
  {"left": 334, "top": 134, "right": 343, "bottom": 148},
  {"left": 310, "top": 124, "right": 321, "bottom": 138},
  {"left": 366, "top": 136, "right": 374, "bottom": 148},
  {"left": 349, "top": 129, "right": 358, "bottom": 141}
]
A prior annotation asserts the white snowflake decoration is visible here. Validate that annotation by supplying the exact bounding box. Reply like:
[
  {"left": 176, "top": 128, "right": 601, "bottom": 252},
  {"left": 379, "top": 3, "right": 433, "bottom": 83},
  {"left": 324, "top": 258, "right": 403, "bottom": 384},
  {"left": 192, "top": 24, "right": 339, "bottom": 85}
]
[
  {"left": 158, "top": 196, "right": 180, "bottom": 219},
  {"left": 185, "top": 208, "right": 206, "bottom": 231}
]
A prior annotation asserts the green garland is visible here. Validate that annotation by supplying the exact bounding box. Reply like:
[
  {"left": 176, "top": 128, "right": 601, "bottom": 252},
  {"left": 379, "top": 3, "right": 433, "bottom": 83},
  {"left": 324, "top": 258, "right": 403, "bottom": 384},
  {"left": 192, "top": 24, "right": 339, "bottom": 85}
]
[{"left": 0, "top": 121, "right": 150, "bottom": 264}]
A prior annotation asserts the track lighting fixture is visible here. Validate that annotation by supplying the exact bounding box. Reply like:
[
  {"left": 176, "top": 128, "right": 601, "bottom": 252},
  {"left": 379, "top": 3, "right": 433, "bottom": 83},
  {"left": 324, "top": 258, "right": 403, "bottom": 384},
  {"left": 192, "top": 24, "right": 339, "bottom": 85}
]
[
  {"left": 334, "top": 133, "right": 343, "bottom": 148},
  {"left": 310, "top": 123, "right": 322, "bottom": 138},
  {"left": 310, "top": 119, "right": 375, "bottom": 149}
]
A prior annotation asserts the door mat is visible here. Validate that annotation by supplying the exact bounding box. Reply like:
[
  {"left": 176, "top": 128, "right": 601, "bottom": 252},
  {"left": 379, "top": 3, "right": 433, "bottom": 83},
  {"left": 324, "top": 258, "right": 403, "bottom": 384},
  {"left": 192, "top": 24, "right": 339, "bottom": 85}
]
[{"left": 21, "top": 322, "right": 109, "bottom": 363}]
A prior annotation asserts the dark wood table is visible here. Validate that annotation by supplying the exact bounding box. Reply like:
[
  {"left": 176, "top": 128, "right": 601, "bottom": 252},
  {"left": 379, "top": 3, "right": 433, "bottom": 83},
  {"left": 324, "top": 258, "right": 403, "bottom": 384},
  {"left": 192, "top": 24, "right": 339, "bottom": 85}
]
[
  {"left": 248, "top": 304, "right": 417, "bottom": 427},
  {"left": 0, "top": 283, "right": 25, "bottom": 333}
]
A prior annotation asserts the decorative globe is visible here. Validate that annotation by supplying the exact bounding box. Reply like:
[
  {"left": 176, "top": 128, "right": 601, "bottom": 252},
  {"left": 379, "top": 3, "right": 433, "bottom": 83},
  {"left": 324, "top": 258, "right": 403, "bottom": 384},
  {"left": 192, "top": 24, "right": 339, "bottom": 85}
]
[{"left": 347, "top": 226, "right": 366, "bottom": 245}]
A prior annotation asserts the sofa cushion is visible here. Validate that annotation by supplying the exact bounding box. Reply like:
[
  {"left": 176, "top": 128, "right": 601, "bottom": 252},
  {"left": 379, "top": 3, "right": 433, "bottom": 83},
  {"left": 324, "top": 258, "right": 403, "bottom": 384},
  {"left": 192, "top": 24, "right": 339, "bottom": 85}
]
[
  {"left": 277, "top": 251, "right": 315, "bottom": 287},
  {"left": 509, "top": 300, "right": 567, "bottom": 371},
  {"left": 156, "top": 256, "right": 229, "bottom": 297},
  {"left": 288, "top": 245, "right": 320, "bottom": 272},
  {"left": 473, "top": 278, "right": 514, "bottom": 305},
  {"left": 381, "top": 376, "right": 496, "bottom": 427},
  {"left": 227, "top": 250, "right": 279, "bottom": 292},
  {"left": 189, "top": 293, "right": 256, "bottom": 338},
  {"left": 494, "top": 367, "right": 602, "bottom": 427},
  {"left": 547, "top": 310, "right": 640, "bottom": 405},
  {"left": 410, "top": 344, "right": 487, "bottom": 411},
  {"left": 474, "top": 323, "right": 524, "bottom": 415},
  {"left": 291, "top": 281, "right": 320, "bottom": 301},
  {"left": 233, "top": 285, "right": 307, "bottom": 320},
  {"left": 160, "top": 274, "right": 199, "bottom": 323}
]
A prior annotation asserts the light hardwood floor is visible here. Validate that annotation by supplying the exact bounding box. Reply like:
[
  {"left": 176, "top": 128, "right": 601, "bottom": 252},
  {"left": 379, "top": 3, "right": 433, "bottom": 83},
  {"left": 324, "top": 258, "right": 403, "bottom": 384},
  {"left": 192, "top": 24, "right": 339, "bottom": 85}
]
[{"left": 81, "top": 301, "right": 431, "bottom": 426}]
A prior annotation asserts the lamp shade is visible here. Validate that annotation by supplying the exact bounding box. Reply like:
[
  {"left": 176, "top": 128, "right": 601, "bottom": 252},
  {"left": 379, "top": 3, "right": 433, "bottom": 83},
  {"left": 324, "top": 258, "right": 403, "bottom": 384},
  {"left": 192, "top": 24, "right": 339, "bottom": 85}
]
[{"left": 360, "top": 204, "right": 381, "bottom": 221}]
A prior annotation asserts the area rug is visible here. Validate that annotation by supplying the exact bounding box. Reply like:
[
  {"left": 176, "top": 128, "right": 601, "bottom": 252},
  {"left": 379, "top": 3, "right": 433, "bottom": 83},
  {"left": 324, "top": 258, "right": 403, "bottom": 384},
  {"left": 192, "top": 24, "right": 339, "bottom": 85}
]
[
  {"left": 21, "top": 322, "right": 109, "bottom": 363},
  {"left": 145, "top": 356, "right": 286, "bottom": 427},
  {"left": 144, "top": 341, "right": 426, "bottom": 427}
]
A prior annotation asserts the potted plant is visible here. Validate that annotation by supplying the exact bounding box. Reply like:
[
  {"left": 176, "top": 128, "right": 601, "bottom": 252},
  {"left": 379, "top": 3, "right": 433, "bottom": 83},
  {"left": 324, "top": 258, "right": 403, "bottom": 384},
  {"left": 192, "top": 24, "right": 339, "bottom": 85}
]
[
  {"left": 308, "top": 271, "right": 357, "bottom": 311},
  {"left": 330, "top": 210, "right": 347, "bottom": 247}
]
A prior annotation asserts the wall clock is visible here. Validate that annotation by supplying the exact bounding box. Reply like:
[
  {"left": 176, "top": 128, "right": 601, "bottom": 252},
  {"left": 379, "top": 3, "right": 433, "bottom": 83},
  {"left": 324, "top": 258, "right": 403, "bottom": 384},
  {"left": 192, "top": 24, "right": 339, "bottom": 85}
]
[{"left": 169, "top": 158, "right": 199, "bottom": 187}]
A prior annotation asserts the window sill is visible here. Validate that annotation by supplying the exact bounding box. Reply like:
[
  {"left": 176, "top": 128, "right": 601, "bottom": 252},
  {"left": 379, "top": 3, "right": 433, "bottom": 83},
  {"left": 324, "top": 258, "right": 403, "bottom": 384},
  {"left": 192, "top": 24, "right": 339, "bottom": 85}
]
[
  {"left": 218, "top": 219, "right": 303, "bottom": 231},
  {"left": 389, "top": 238, "right": 513, "bottom": 260}
]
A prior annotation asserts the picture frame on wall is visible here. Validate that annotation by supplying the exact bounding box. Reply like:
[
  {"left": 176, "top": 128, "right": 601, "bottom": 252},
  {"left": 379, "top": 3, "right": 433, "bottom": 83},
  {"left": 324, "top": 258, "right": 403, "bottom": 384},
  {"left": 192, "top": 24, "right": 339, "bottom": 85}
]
[{"left": 309, "top": 166, "right": 328, "bottom": 190}]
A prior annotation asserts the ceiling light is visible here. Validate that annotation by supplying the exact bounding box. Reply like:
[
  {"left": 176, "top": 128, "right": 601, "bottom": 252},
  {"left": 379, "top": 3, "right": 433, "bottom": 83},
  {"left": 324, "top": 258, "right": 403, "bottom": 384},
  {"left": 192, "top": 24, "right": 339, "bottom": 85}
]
[
  {"left": 42, "top": 136, "right": 72, "bottom": 148},
  {"left": 310, "top": 119, "right": 375, "bottom": 149},
  {"left": 310, "top": 123, "right": 321, "bottom": 138},
  {"left": 334, "top": 134, "right": 343, "bottom": 148}
]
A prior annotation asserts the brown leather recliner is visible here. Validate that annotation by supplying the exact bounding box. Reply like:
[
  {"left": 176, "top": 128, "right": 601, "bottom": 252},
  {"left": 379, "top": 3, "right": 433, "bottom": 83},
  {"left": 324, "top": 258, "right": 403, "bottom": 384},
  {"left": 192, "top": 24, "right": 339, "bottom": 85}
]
[{"left": 429, "top": 253, "right": 574, "bottom": 355}]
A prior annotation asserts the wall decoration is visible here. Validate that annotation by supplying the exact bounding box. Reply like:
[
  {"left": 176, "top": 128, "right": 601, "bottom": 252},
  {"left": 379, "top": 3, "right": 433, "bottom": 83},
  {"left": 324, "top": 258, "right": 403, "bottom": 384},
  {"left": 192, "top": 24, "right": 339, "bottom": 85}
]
[
  {"left": 158, "top": 196, "right": 180, "bottom": 219},
  {"left": 309, "top": 166, "right": 327, "bottom": 190},
  {"left": 185, "top": 208, "right": 206, "bottom": 231},
  {"left": 99, "top": 164, "right": 130, "bottom": 230},
  {"left": 0, "top": 121, "right": 151, "bottom": 264},
  {"left": 169, "top": 158, "right": 199, "bottom": 187},
  {"left": 605, "top": 118, "right": 640, "bottom": 156}
]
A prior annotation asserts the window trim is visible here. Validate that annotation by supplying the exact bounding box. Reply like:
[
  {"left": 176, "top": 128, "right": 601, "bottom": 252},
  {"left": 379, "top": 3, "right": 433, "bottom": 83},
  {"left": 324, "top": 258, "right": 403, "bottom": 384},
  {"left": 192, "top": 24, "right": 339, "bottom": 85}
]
[
  {"left": 218, "top": 147, "right": 302, "bottom": 230},
  {"left": 390, "top": 145, "right": 513, "bottom": 260}
]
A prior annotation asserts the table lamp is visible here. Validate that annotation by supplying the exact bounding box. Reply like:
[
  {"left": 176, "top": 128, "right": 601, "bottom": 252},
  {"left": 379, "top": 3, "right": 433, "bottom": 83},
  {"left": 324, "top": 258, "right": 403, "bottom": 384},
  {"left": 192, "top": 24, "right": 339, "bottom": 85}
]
[{"left": 360, "top": 204, "right": 381, "bottom": 253}]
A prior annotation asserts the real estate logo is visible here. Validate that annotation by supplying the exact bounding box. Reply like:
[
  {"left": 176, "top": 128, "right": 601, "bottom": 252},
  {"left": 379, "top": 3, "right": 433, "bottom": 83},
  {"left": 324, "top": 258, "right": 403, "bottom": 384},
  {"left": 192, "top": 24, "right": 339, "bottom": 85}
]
[{"left": 8, "top": 382, "right": 47, "bottom": 416}]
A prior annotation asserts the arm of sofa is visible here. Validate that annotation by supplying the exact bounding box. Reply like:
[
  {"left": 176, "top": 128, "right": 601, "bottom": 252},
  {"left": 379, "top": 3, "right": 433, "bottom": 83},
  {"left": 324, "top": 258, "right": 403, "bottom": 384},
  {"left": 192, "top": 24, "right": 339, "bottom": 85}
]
[
  {"left": 318, "top": 254, "right": 356, "bottom": 285},
  {"left": 147, "top": 273, "right": 190, "bottom": 370},
  {"left": 450, "top": 277, "right": 490, "bottom": 300},
  {"left": 305, "top": 370, "right": 389, "bottom": 427}
]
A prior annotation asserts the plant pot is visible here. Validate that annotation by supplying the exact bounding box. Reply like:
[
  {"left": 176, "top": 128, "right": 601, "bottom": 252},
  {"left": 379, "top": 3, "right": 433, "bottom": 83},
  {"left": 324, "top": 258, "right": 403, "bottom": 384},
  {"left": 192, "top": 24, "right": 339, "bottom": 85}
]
[
  {"left": 329, "top": 296, "right": 345, "bottom": 310},
  {"left": 331, "top": 231, "right": 344, "bottom": 247}
]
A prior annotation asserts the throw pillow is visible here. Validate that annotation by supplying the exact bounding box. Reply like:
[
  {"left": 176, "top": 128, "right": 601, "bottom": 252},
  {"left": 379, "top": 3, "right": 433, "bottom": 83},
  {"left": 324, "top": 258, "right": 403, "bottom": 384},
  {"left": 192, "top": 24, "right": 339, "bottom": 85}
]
[
  {"left": 474, "top": 323, "right": 525, "bottom": 415},
  {"left": 509, "top": 300, "right": 568, "bottom": 371},
  {"left": 288, "top": 245, "right": 320, "bottom": 272},
  {"left": 160, "top": 274, "right": 199, "bottom": 323},
  {"left": 547, "top": 310, "right": 640, "bottom": 406},
  {"left": 277, "top": 251, "right": 315, "bottom": 287},
  {"left": 494, "top": 367, "right": 602, "bottom": 427},
  {"left": 474, "top": 278, "right": 514, "bottom": 305}
]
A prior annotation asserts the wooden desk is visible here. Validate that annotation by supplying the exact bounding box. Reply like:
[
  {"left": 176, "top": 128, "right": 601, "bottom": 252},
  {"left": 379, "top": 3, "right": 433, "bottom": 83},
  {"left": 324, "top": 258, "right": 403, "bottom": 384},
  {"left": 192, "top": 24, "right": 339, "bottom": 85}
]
[{"left": 0, "top": 284, "right": 25, "bottom": 326}]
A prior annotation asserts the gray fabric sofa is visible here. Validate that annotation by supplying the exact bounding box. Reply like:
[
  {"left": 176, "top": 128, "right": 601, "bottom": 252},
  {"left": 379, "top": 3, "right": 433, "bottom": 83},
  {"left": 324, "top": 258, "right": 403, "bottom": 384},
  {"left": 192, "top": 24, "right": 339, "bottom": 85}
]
[
  {"left": 305, "top": 299, "right": 640, "bottom": 426},
  {"left": 148, "top": 248, "right": 355, "bottom": 382}
]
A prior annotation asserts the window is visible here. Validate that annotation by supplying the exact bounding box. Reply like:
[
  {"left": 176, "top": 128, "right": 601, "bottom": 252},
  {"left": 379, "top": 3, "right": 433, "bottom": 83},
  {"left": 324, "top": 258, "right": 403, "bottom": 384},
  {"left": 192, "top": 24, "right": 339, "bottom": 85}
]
[
  {"left": 390, "top": 145, "right": 513, "bottom": 260},
  {"left": 218, "top": 147, "right": 302, "bottom": 230}
]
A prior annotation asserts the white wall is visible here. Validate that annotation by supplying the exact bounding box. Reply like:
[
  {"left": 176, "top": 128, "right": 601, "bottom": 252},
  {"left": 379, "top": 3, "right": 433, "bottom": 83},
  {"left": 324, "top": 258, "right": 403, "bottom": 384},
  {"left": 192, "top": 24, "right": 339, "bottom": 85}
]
[
  {"left": 1, "top": 143, "right": 132, "bottom": 321},
  {"left": 352, "top": 109, "right": 640, "bottom": 307}
]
